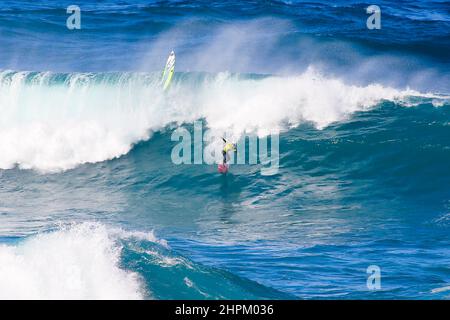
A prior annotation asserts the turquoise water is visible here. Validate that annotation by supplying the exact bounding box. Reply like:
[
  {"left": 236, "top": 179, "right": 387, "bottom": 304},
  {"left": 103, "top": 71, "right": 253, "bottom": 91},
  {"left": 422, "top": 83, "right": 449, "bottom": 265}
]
[{"left": 0, "top": 1, "right": 449, "bottom": 299}]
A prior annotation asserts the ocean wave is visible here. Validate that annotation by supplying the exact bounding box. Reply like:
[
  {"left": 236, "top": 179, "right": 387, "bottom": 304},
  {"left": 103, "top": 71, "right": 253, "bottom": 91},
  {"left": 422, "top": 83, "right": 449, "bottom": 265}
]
[
  {"left": 0, "top": 222, "right": 292, "bottom": 299},
  {"left": 0, "top": 222, "right": 145, "bottom": 299},
  {"left": 0, "top": 68, "right": 446, "bottom": 172}
]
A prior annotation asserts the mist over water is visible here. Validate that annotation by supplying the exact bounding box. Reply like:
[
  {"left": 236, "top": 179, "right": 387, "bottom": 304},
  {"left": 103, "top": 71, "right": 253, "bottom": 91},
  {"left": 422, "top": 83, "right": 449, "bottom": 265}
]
[{"left": 0, "top": 0, "right": 449, "bottom": 299}]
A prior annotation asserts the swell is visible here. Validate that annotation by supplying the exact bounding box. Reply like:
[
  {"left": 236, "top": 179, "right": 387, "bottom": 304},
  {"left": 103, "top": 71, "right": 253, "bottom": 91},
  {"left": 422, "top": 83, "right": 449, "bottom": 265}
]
[{"left": 1, "top": 1, "right": 448, "bottom": 53}]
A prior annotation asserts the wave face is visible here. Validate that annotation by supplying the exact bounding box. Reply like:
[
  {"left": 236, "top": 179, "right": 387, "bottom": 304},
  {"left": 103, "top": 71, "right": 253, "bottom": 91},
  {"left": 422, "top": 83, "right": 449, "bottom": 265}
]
[{"left": 1, "top": 0, "right": 450, "bottom": 300}]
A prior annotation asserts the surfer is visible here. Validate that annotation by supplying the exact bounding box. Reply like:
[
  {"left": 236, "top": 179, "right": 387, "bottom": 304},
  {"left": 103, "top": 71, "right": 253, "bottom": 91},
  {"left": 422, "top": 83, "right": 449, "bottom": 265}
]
[{"left": 221, "top": 138, "right": 236, "bottom": 165}]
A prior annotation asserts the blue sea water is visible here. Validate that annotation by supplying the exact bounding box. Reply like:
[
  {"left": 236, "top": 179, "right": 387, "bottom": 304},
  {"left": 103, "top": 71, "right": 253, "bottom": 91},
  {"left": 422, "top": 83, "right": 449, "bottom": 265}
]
[{"left": 0, "top": 0, "right": 449, "bottom": 299}]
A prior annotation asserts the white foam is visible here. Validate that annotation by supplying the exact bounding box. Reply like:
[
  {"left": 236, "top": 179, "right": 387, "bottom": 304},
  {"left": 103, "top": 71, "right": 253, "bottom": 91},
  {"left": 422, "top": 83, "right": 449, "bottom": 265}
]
[
  {"left": 0, "top": 68, "right": 436, "bottom": 172},
  {"left": 431, "top": 285, "right": 450, "bottom": 294},
  {"left": 0, "top": 223, "right": 146, "bottom": 299},
  {"left": 144, "top": 249, "right": 193, "bottom": 268}
]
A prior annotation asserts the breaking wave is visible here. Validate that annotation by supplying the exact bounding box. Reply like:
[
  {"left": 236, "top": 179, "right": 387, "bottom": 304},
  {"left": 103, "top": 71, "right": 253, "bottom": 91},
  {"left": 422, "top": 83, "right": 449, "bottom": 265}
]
[{"left": 1, "top": 68, "right": 445, "bottom": 172}]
